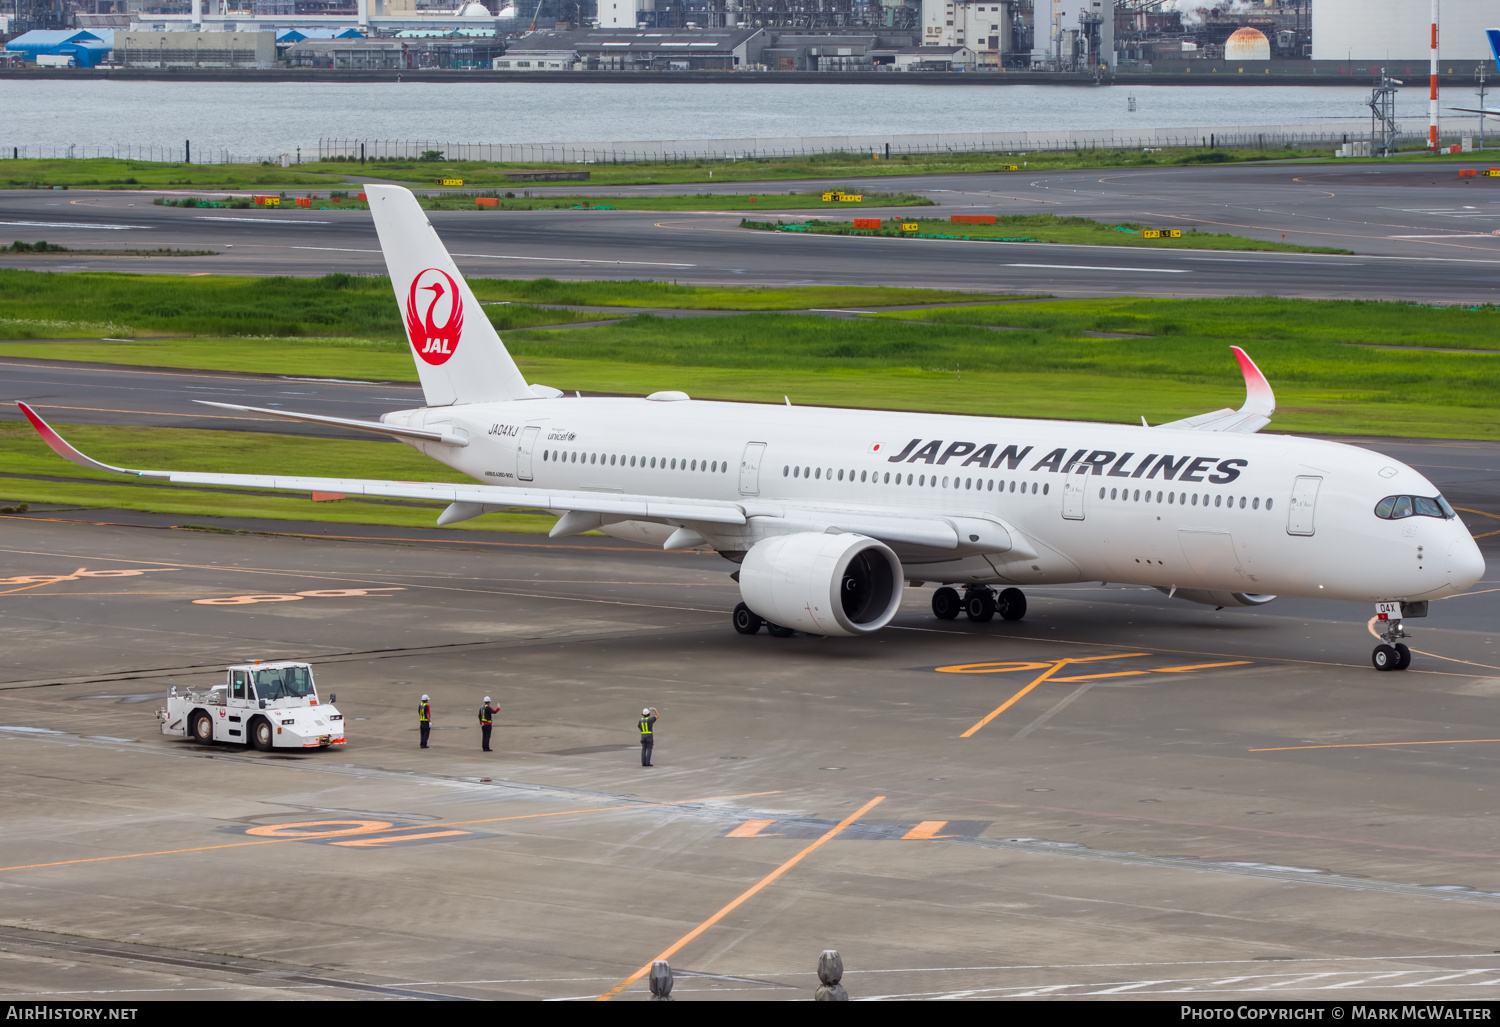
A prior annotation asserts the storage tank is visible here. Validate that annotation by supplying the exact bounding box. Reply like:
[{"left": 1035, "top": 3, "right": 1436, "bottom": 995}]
[
  {"left": 1312, "top": 0, "right": 1493, "bottom": 61},
  {"left": 1224, "top": 26, "right": 1270, "bottom": 60}
]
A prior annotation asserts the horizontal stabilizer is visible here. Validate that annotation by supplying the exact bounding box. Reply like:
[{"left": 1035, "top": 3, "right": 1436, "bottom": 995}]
[
  {"left": 1156, "top": 346, "right": 1275, "bottom": 434},
  {"left": 192, "top": 400, "right": 468, "bottom": 447}
]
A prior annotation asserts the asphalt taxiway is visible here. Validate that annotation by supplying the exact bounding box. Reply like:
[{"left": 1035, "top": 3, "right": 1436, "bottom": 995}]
[
  {"left": 0, "top": 501, "right": 1497, "bottom": 1001},
  {"left": 1, "top": 162, "right": 1499, "bottom": 301}
]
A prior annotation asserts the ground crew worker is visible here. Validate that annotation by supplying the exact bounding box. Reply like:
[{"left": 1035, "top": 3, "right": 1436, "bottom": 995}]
[
  {"left": 639, "top": 707, "right": 658, "bottom": 767},
  {"left": 479, "top": 696, "right": 498, "bottom": 752},
  {"left": 418, "top": 694, "right": 431, "bottom": 749}
]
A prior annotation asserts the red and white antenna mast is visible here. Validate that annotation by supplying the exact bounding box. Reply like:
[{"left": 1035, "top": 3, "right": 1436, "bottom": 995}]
[{"left": 1429, "top": 0, "right": 1440, "bottom": 152}]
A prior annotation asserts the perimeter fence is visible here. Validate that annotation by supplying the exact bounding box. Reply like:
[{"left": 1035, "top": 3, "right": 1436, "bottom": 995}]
[
  {"left": 0, "top": 118, "right": 1488, "bottom": 167},
  {"left": 313, "top": 122, "right": 1460, "bottom": 164}
]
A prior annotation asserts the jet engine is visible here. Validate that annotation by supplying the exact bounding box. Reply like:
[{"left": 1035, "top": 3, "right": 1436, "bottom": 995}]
[
  {"left": 739, "top": 532, "right": 904, "bottom": 637},
  {"left": 1159, "top": 587, "right": 1276, "bottom": 610}
]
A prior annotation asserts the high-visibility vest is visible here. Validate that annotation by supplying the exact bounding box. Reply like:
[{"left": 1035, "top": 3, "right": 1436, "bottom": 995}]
[
  {"left": 418, "top": 702, "right": 430, "bottom": 722},
  {"left": 479, "top": 705, "right": 493, "bottom": 725},
  {"left": 639, "top": 717, "right": 652, "bottom": 737}
]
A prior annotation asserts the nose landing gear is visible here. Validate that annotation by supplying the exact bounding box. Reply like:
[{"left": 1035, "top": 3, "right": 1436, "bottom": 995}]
[{"left": 1372, "top": 605, "right": 1413, "bottom": 671}]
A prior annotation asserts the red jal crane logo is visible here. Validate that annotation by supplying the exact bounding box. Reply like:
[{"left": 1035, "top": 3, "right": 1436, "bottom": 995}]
[{"left": 405, "top": 268, "right": 464, "bottom": 366}]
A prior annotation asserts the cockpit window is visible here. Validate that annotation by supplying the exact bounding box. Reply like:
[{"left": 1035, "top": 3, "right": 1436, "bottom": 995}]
[{"left": 1374, "top": 495, "right": 1454, "bottom": 520}]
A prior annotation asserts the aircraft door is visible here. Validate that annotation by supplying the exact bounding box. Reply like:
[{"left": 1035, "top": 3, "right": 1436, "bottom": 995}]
[
  {"left": 1287, "top": 475, "right": 1321, "bottom": 536},
  {"left": 516, "top": 425, "right": 541, "bottom": 482},
  {"left": 739, "top": 442, "right": 766, "bottom": 496},
  {"left": 1062, "top": 463, "right": 1089, "bottom": 520}
]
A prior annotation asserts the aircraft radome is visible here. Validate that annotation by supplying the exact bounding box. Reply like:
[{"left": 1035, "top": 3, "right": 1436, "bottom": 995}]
[{"left": 17, "top": 185, "right": 1485, "bottom": 671}]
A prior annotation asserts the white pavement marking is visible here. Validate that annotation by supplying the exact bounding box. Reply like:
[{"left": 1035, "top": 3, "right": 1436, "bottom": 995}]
[
  {"left": 1389, "top": 233, "right": 1500, "bottom": 239},
  {"left": 194, "top": 216, "right": 332, "bottom": 224},
  {"left": 1003, "top": 263, "right": 1190, "bottom": 274},
  {"left": 0, "top": 220, "right": 147, "bottom": 230},
  {"left": 291, "top": 245, "right": 695, "bottom": 268}
]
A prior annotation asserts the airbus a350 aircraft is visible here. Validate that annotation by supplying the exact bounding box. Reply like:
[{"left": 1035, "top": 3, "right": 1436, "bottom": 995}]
[{"left": 17, "top": 186, "right": 1485, "bottom": 670}]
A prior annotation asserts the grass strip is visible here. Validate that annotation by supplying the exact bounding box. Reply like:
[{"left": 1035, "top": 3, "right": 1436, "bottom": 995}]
[
  {"left": 742, "top": 215, "right": 1352, "bottom": 254},
  {"left": 0, "top": 421, "right": 555, "bottom": 532},
  {"left": 0, "top": 269, "right": 1017, "bottom": 343}
]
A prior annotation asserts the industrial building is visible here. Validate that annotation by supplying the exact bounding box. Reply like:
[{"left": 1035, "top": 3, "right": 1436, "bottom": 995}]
[
  {"left": 2, "top": 0, "right": 1498, "bottom": 75},
  {"left": 503, "top": 26, "right": 764, "bottom": 69},
  {"left": 4, "top": 26, "right": 109, "bottom": 64},
  {"left": 114, "top": 30, "right": 275, "bottom": 67}
]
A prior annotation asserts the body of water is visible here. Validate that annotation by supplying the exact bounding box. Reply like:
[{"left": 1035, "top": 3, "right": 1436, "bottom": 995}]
[{"left": 0, "top": 79, "right": 1470, "bottom": 161}]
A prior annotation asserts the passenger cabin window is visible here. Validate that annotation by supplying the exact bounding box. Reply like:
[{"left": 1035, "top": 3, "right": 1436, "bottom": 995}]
[{"left": 1375, "top": 495, "right": 1454, "bottom": 520}]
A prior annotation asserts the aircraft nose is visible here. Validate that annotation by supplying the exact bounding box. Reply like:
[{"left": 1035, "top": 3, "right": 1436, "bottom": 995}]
[{"left": 1448, "top": 533, "right": 1487, "bottom": 590}]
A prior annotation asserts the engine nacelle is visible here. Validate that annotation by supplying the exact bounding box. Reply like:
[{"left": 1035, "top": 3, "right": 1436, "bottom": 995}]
[
  {"left": 1158, "top": 587, "right": 1276, "bottom": 609},
  {"left": 740, "top": 532, "right": 904, "bottom": 637}
]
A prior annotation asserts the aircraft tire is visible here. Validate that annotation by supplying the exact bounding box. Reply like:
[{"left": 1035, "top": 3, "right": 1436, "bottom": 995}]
[
  {"left": 766, "top": 623, "right": 795, "bottom": 638},
  {"left": 1372, "top": 644, "right": 1398, "bottom": 671},
  {"left": 1393, "top": 643, "right": 1412, "bottom": 671},
  {"left": 964, "top": 592, "right": 996, "bottom": 622},
  {"left": 998, "top": 588, "right": 1027, "bottom": 622},
  {"left": 733, "top": 602, "right": 763, "bottom": 635},
  {"left": 932, "top": 587, "right": 961, "bottom": 620}
]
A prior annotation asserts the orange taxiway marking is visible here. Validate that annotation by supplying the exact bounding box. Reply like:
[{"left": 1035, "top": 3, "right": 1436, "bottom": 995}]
[
  {"left": 901, "top": 820, "right": 955, "bottom": 840},
  {"left": 597, "top": 795, "right": 886, "bottom": 1001},
  {"left": 0, "top": 791, "right": 782, "bottom": 874},
  {"left": 958, "top": 654, "right": 1149, "bottom": 738}
]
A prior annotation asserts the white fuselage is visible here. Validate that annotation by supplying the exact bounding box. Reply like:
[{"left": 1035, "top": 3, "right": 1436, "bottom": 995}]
[{"left": 386, "top": 397, "right": 1485, "bottom": 604}]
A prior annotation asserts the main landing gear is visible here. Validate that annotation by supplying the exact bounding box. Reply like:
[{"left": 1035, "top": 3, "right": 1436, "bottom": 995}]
[
  {"left": 733, "top": 602, "right": 794, "bottom": 637},
  {"left": 1372, "top": 613, "right": 1413, "bottom": 672},
  {"left": 932, "top": 586, "right": 1027, "bottom": 624}
]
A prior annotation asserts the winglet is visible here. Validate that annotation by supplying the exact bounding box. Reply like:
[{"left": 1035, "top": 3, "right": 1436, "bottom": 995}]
[
  {"left": 16, "top": 402, "right": 159, "bottom": 477},
  {"left": 1230, "top": 345, "right": 1275, "bottom": 419}
]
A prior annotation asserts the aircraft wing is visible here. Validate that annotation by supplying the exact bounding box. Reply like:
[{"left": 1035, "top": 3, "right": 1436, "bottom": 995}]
[
  {"left": 1154, "top": 346, "right": 1275, "bottom": 434},
  {"left": 18, "top": 402, "right": 969, "bottom": 550},
  {"left": 1446, "top": 106, "right": 1500, "bottom": 117},
  {"left": 18, "top": 402, "right": 745, "bottom": 527}
]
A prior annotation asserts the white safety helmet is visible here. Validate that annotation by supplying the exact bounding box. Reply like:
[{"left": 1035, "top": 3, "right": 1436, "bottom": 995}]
[
  {"left": 642, "top": 707, "right": 651, "bottom": 716},
  {"left": 484, "top": 696, "right": 492, "bottom": 703},
  {"left": 421, "top": 694, "right": 429, "bottom": 701}
]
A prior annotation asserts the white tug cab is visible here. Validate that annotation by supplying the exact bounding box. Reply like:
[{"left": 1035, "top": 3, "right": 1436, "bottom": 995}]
[{"left": 158, "top": 661, "right": 345, "bottom": 751}]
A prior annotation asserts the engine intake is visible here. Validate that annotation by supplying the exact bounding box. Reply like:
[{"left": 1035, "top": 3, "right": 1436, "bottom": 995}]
[{"left": 740, "top": 532, "right": 904, "bottom": 637}]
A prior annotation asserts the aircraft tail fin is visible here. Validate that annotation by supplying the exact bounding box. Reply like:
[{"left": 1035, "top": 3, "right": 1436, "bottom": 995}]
[
  {"left": 1489, "top": 28, "right": 1500, "bottom": 72},
  {"left": 366, "top": 184, "right": 531, "bottom": 407}
]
